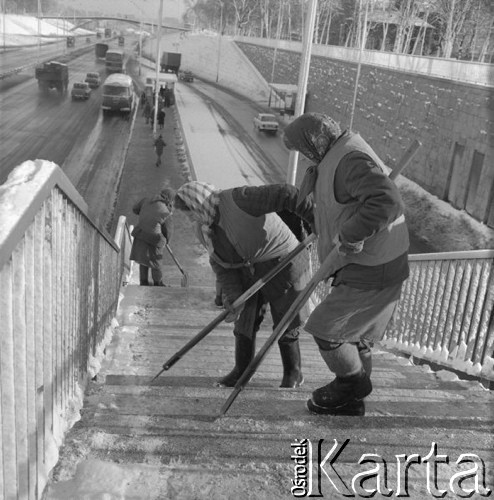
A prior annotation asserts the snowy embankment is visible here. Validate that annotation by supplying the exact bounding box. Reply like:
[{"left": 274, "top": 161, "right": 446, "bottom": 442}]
[{"left": 0, "top": 14, "right": 94, "bottom": 48}]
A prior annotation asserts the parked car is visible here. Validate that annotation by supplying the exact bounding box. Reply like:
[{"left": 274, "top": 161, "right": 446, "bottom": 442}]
[
  {"left": 253, "top": 113, "right": 279, "bottom": 135},
  {"left": 85, "top": 72, "right": 101, "bottom": 88},
  {"left": 71, "top": 82, "right": 91, "bottom": 100}
]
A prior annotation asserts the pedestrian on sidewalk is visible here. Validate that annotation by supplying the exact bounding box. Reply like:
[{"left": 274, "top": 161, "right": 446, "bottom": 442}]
[
  {"left": 130, "top": 188, "right": 175, "bottom": 287},
  {"left": 174, "top": 181, "right": 314, "bottom": 389},
  {"left": 282, "top": 112, "right": 410, "bottom": 416},
  {"left": 157, "top": 107, "right": 166, "bottom": 130},
  {"left": 154, "top": 134, "right": 166, "bottom": 167},
  {"left": 143, "top": 99, "right": 151, "bottom": 124}
]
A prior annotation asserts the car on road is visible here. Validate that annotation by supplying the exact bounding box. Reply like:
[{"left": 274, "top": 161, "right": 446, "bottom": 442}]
[
  {"left": 85, "top": 72, "right": 101, "bottom": 88},
  {"left": 253, "top": 113, "right": 279, "bottom": 135},
  {"left": 180, "top": 70, "right": 194, "bottom": 82},
  {"left": 71, "top": 82, "right": 91, "bottom": 100}
]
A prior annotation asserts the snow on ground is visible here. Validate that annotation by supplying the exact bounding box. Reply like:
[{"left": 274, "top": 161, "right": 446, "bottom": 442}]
[
  {"left": 2, "top": 15, "right": 493, "bottom": 251},
  {"left": 0, "top": 14, "right": 94, "bottom": 47}
]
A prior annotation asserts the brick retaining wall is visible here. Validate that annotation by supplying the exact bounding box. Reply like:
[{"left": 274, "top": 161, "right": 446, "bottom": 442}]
[{"left": 237, "top": 42, "right": 494, "bottom": 228}]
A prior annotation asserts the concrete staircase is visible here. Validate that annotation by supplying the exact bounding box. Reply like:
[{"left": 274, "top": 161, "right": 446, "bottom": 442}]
[{"left": 46, "top": 281, "right": 494, "bottom": 500}]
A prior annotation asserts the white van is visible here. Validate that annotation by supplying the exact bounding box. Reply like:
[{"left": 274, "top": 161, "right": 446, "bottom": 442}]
[{"left": 101, "top": 73, "right": 135, "bottom": 114}]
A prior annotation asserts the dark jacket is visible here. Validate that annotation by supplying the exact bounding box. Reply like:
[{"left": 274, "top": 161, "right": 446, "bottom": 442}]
[
  {"left": 130, "top": 195, "right": 173, "bottom": 269},
  {"left": 208, "top": 184, "right": 313, "bottom": 304}
]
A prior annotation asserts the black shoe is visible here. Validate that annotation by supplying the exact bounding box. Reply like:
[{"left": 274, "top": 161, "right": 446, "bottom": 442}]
[
  {"left": 154, "top": 281, "right": 167, "bottom": 287},
  {"left": 307, "top": 398, "right": 365, "bottom": 416},
  {"left": 214, "top": 295, "right": 223, "bottom": 308},
  {"left": 312, "top": 369, "right": 372, "bottom": 409}
]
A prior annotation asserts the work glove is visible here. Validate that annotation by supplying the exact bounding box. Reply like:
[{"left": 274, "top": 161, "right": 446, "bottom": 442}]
[{"left": 337, "top": 236, "right": 364, "bottom": 256}]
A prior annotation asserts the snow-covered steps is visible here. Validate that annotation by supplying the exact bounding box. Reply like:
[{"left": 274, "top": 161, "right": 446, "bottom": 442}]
[{"left": 46, "top": 284, "right": 494, "bottom": 499}]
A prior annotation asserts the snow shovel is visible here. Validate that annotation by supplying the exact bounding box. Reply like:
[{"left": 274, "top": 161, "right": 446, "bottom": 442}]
[
  {"left": 150, "top": 233, "right": 316, "bottom": 382},
  {"left": 218, "top": 139, "right": 422, "bottom": 417},
  {"left": 166, "top": 243, "right": 189, "bottom": 288}
]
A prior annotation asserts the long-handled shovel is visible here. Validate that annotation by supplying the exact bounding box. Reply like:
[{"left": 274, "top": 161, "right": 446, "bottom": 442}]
[
  {"left": 150, "top": 233, "right": 317, "bottom": 382},
  {"left": 166, "top": 243, "right": 189, "bottom": 288},
  {"left": 218, "top": 139, "right": 422, "bottom": 417}
]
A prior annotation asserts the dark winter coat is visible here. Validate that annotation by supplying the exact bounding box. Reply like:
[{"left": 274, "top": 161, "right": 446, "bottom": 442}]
[{"left": 130, "top": 195, "right": 173, "bottom": 269}]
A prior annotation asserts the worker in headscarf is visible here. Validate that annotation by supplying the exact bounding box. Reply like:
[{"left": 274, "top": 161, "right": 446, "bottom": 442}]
[
  {"left": 130, "top": 187, "right": 175, "bottom": 286},
  {"left": 174, "top": 181, "right": 314, "bottom": 389},
  {"left": 282, "top": 112, "right": 410, "bottom": 416}
]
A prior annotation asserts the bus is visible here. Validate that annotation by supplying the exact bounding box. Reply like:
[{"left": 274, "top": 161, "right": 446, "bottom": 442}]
[
  {"left": 105, "top": 50, "right": 124, "bottom": 73},
  {"left": 101, "top": 73, "right": 135, "bottom": 114}
]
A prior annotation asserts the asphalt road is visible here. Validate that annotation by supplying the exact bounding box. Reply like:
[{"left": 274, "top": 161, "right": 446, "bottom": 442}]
[
  {"left": 1, "top": 42, "right": 433, "bottom": 252},
  {"left": 0, "top": 40, "right": 135, "bottom": 230}
]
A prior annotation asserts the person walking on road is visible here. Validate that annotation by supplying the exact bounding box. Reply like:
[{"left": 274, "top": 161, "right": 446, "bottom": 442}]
[
  {"left": 282, "top": 112, "right": 410, "bottom": 416},
  {"left": 157, "top": 107, "right": 166, "bottom": 130},
  {"left": 154, "top": 134, "right": 166, "bottom": 167},
  {"left": 143, "top": 99, "right": 151, "bottom": 124},
  {"left": 174, "top": 181, "right": 314, "bottom": 389},
  {"left": 130, "top": 188, "right": 175, "bottom": 287}
]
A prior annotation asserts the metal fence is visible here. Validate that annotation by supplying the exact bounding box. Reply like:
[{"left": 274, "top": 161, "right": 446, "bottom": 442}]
[
  {"left": 309, "top": 244, "right": 494, "bottom": 382},
  {"left": 383, "top": 250, "right": 494, "bottom": 381},
  {"left": 0, "top": 160, "right": 132, "bottom": 500}
]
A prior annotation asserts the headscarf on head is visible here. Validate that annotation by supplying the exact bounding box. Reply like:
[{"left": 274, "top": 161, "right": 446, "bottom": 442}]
[
  {"left": 283, "top": 112, "right": 342, "bottom": 162},
  {"left": 283, "top": 113, "right": 342, "bottom": 207},
  {"left": 175, "top": 181, "right": 220, "bottom": 227}
]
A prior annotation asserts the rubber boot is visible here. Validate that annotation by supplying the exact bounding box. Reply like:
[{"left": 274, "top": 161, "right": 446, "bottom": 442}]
[
  {"left": 216, "top": 335, "right": 255, "bottom": 387},
  {"left": 139, "top": 265, "right": 150, "bottom": 286},
  {"left": 279, "top": 340, "right": 304, "bottom": 388},
  {"left": 307, "top": 368, "right": 372, "bottom": 416}
]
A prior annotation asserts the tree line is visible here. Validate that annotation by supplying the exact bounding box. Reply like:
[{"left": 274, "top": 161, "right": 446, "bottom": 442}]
[{"left": 183, "top": 0, "right": 494, "bottom": 62}]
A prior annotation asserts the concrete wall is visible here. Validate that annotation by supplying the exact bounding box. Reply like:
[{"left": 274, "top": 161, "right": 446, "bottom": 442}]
[{"left": 236, "top": 41, "right": 494, "bottom": 229}]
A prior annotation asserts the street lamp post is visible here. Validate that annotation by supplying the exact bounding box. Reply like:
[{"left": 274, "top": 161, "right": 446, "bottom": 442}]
[
  {"left": 286, "top": 0, "right": 318, "bottom": 185},
  {"left": 153, "top": 0, "right": 164, "bottom": 136},
  {"left": 216, "top": 1, "right": 223, "bottom": 83}
]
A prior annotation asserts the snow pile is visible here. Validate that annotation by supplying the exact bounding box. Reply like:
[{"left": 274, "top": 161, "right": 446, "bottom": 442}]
[{"left": 0, "top": 14, "right": 94, "bottom": 48}]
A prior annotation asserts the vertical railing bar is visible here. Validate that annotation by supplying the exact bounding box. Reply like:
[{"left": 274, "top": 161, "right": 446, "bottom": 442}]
[
  {"left": 63, "top": 197, "right": 71, "bottom": 405},
  {"left": 417, "top": 260, "right": 435, "bottom": 348},
  {"left": 473, "top": 262, "right": 494, "bottom": 364},
  {"left": 455, "top": 260, "right": 476, "bottom": 349},
  {"left": 410, "top": 261, "right": 429, "bottom": 346},
  {"left": 25, "top": 223, "right": 37, "bottom": 500},
  {"left": 34, "top": 207, "right": 45, "bottom": 500},
  {"left": 55, "top": 190, "right": 63, "bottom": 437},
  {"left": 401, "top": 272, "right": 415, "bottom": 345},
  {"left": 431, "top": 260, "right": 453, "bottom": 352},
  {"left": 479, "top": 308, "right": 494, "bottom": 366},
  {"left": 69, "top": 205, "right": 77, "bottom": 399},
  {"left": 0, "top": 264, "right": 16, "bottom": 500},
  {"left": 42, "top": 195, "right": 54, "bottom": 481},
  {"left": 13, "top": 240, "right": 29, "bottom": 500},
  {"left": 402, "top": 261, "right": 421, "bottom": 345},
  {"left": 446, "top": 260, "right": 467, "bottom": 353},
  {"left": 464, "top": 260, "right": 488, "bottom": 362}
]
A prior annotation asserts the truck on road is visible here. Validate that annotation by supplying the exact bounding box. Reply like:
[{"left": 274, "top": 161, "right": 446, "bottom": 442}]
[
  {"left": 105, "top": 50, "right": 124, "bottom": 73},
  {"left": 160, "top": 52, "right": 181, "bottom": 74},
  {"left": 35, "top": 61, "right": 69, "bottom": 95},
  {"left": 95, "top": 43, "right": 109, "bottom": 60}
]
